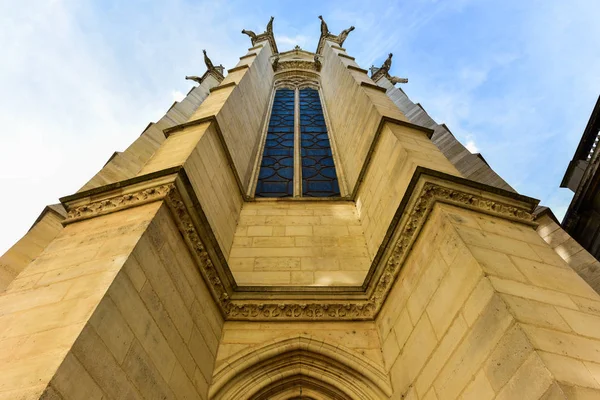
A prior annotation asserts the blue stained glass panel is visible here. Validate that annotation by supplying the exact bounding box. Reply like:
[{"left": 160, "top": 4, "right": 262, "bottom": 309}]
[
  {"left": 299, "top": 88, "right": 340, "bottom": 197},
  {"left": 255, "top": 89, "right": 295, "bottom": 197}
]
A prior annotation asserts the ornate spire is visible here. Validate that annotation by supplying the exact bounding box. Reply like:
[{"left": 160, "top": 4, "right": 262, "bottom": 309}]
[
  {"left": 241, "top": 16, "right": 279, "bottom": 54},
  {"left": 370, "top": 52, "right": 408, "bottom": 86}
]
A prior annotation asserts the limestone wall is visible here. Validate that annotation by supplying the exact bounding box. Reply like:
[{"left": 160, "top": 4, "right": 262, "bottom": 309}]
[
  {"left": 185, "top": 124, "right": 245, "bottom": 259},
  {"left": 215, "top": 320, "right": 383, "bottom": 370},
  {"left": 377, "top": 203, "right": 600, "bottom": 399},
  {"left": 356, "top": 123, "right": 460, "bottom": 258},
  {"left": 189, "top": 43, "right": 275, "bottom": 190},
  {"left": 0, "top": 202, "right": 161, "bottom": 399},
  {"left": 319, "top": 41, "right": 407, "bottom": 192},
  {"left": 137, "top": 122, "right": 243, "bottom": 258},
  {"left": 136, "top": 43, "right": 275, "bottom": 257},
  {"left": 0, "top": 207, "right": 64, "bottom": 292},
  {"left": 42, "top": 204, "right": 223, "bottom": 399},
  {"left": 227, "top": 201, "right": 371, "bottom": 286}
]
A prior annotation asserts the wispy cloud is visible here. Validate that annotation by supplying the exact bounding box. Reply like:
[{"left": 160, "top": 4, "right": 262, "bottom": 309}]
[
  {"left": 276, "top": 34, "right": 310, "bottom": 48},
  {"left": 0, "top": 0, "right": 598, "bottom": 255},
  {"left": 465, "top": 140, "right": 479, "bottom": 154}
]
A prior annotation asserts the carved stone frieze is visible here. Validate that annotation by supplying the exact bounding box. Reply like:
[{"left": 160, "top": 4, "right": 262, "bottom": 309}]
[
  {"left": 274, "top": 60, "right": 320, "bottom": 73},
  {"left": 163, "top": 188, "right": 231, "bottom": 310},
  {"left": 369, "top": 181, "right": 534, "bottom": 309},
  {"left": 225, "top": 302, "right": 377, "bottom": 320},
  {"left": 64, "top": 184, "right": 176, "bottom": 223}
]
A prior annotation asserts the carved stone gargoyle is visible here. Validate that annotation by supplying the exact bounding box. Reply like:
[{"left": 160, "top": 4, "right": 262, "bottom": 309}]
[
  {"left": 316, "top": 15, "right": 356, "bottom": 54},
  {"left": 314, "top": 55, "right": 322, "bottom": 72},
  {"left": 185, "top": 49, "right": 224, "bottom": 85},
  {"left": 242, "top": 16, "right": 278, "bottom": 54},
  {"left": 337, "top": 26, "right": 355, "bottom": 47},
  {"left": 370, "top": 52, "right": 408, "bottom": 86}
]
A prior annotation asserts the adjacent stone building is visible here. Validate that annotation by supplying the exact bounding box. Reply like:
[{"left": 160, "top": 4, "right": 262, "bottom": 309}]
[
  {"left": 2, "top": 16, "right": 600, "bottom": 400},
  {"left": 561, "top": 95, "right": 600, "bottom": 261}
]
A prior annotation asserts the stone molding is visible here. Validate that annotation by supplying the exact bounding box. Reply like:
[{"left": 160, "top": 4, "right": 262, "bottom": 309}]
[
  {"left": 60, "top": 167, "right": 537, "bottom": 321},
  {"left": 209, "top": 334, "right": 392, "bottom": 399}
]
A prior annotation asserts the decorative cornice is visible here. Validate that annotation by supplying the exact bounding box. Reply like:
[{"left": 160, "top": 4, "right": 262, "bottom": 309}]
[
  {"left": 63, "top": 183, "right": 177, "bottom": 225},
  {"left": 60, "top": 167, "right": 536, "bottom": 321}
]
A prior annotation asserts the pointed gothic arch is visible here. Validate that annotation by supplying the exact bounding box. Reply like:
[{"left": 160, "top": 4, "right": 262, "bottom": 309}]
[{"left": 209, "top": 334, "right": 392, "bottom": 400}]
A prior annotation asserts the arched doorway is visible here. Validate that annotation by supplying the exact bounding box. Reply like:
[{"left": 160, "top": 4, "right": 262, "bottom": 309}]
[{"left": 209, "top": 334, "right": 392, "bottom": 399}]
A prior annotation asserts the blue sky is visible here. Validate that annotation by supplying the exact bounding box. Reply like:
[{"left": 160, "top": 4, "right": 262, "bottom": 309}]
[{"left": 0, "top": 0, "right": 599, "bottom": 254}]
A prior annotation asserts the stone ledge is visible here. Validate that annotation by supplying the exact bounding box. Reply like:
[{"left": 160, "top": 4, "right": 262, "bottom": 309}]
[
  {"left": 360, "top": 81, "right": 387, "bottom": 93},
  {"left": 209, "top": 81, "right": 237, "bottom": 93},
  {"left": 239, "top": 53, "right": 258, "bottom": 60},
  {"left": 338, "top": 53, "right": 355, "bottom": 60},
  {"left": 347, "top": 65, "right": 368, "bottom": 74},
  {"left": 227, "top": 64, "right": 250, "bottom": 74}
]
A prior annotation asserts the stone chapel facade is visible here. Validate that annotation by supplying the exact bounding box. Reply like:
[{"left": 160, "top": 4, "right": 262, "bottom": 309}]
[{"left": 2, "top": 16, "right": 600, "bottom": 400}]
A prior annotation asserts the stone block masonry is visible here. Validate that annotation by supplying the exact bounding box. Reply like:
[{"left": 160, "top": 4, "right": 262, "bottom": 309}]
[{"left": 377, "top": 203, "right": 600, "bottom": 399}]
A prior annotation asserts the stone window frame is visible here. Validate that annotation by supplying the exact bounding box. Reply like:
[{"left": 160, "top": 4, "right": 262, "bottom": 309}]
[{"left": 248, "top": 77, "right": 348, "bottom": 199}]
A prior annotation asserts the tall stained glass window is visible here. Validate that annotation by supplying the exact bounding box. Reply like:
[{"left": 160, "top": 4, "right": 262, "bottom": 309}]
[
  {"left": 299, "top": 88, "right": 340, "bottom": 197},
  {"left": 255, "top": 87, "right": 340, "bottom": 198},
  {"left": 255, "top": 89, "right": 295, "bottom": 197}
]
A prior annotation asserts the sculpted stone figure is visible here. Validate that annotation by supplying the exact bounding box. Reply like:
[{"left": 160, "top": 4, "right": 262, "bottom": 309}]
[
  {"left": 203, "top": 49, "right": 215, "bottom": 71},
  {"left": 390, "top": 76, "right": 409, "bottom": 84},
  {"left": 381, "top": 53, "right": 393, "bottom": 73},
  {"left": 241, "top": 29, "right": 257, "bottom": 41},
  {"left": 272, "top": 56, "right": 279, "bottom": 71},
  {"left": 314, "top": 55, "right": 322, "bottom": 71},
  {"left": 337, "top": 26, "right": 355, "bottom": 46},
  {"left": 318, "top": 15, "right": 329, "bottom": 37},
  {"left": 241, "top": 16, "right": 276, "bottom": 52},
  {"left": 185, "top": 76, "right": 203, "bottom": 84},
  {"left": 371, "top": 52, "right": 407, "bottom": 85}
]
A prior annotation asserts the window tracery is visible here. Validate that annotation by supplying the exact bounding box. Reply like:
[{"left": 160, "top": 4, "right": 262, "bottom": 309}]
[{"left": 255, "top": 77, "right": 340, "bottom": 198}]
